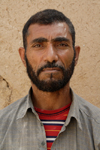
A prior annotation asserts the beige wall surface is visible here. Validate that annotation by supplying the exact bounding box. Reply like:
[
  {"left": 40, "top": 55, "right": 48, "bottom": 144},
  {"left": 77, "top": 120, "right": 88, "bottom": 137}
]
[{"left": 0, "top": 0, "right": 100, "bottom": 110}]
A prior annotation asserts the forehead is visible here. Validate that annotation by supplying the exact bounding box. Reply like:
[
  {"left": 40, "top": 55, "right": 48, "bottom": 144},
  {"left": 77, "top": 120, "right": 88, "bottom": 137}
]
[{"left": 27, "top": 22, "right": 72, "bottom": 43}]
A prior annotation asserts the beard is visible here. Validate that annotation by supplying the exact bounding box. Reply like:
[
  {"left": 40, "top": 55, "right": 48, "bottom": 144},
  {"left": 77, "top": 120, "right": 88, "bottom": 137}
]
[{"left": 25, "top": 53, "right": 75, "bottom": 92}]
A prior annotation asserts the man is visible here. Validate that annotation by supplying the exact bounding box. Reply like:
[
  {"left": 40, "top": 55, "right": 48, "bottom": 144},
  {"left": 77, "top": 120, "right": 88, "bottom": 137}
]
[{"left": 0, "top": 9, "right": 100, "bottom": 150}]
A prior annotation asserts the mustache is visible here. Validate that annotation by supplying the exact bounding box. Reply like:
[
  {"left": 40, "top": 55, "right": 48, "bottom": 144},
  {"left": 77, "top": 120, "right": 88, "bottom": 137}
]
[{"left": 37, "top": 62, "right": 65, "bottom": 76}]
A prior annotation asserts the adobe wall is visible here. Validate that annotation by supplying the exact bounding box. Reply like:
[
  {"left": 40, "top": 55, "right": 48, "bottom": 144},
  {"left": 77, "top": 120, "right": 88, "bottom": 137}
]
[{"left": 0, "top": 0, "right": 100, "bottom": 109}]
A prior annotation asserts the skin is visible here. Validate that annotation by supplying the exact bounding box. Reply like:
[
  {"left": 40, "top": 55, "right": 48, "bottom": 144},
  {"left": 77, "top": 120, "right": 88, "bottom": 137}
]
[{"left": 19, "top": 22, "right": 80, "bottom": 110}]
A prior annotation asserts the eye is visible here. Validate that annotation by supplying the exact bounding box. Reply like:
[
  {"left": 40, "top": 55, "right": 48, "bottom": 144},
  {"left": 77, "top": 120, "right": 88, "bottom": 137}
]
[
  {"left": 59, "top": 43, "right": 68, "bottom": 47},
  {"left": 56, "top": 42, "right": 68, "bottom": 49},
  {"left": 54, "top": 42, "right": 69, "bottom": 50},
  {"left": 32, "top": 43, "right": 42, "bottom": 48}
]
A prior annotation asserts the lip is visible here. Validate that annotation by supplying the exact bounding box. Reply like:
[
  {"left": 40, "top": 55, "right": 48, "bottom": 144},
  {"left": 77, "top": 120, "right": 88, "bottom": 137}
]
[{"left": 42, "top": 67, "right": 61, "bottom": 73}]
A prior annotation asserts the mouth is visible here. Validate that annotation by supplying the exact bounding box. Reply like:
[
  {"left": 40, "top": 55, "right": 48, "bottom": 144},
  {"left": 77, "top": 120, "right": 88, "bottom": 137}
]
[{"left": 42, "top": 67, "right": 61, "bottom": 73}]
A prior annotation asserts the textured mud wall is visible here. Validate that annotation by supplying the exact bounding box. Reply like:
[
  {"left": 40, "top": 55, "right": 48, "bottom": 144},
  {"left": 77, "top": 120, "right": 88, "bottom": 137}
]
[{"left": 0, "top": 0, "right": 100, "bottom": 109}]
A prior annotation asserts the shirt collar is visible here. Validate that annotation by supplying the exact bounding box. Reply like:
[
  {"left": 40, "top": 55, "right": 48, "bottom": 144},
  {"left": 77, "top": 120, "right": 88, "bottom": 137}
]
[
  {"left": 16, "top": 88, "right": 37, "bottom": 120},
  {"left": 64, "top": 89, "right": 82, "bottom": 130},
  {"left": 17, "top": 88, "right": 82, "bottom": 129}
]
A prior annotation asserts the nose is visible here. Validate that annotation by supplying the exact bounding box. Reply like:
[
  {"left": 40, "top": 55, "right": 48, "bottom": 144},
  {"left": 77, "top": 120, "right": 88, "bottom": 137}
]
[{"left": 44, "top": 44, "right": 58, "bottom": 63}]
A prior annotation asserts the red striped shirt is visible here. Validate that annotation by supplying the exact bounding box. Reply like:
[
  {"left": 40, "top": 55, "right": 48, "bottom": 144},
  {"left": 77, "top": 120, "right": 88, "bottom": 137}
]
[{"left": 35, "top": 103, "right": 71, "bottom": 150}]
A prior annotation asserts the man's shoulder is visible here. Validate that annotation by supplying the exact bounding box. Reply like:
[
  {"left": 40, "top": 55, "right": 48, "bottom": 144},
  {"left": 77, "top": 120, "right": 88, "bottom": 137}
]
[
  {"left": 0, "top": 95, "right": 27, "bottom": 120},
  {"left": 75, "top": 93, "right": 100, "bottom": 124}
]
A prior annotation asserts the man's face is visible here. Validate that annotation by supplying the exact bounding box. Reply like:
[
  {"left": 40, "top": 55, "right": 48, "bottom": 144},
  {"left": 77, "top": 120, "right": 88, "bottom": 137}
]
[{"left": 25, "top": 23, "right": 75, "bottom": 92}]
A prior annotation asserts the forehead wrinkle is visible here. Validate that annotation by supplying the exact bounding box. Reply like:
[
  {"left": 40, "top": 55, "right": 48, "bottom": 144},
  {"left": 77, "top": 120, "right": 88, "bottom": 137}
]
[{"left": 26, "top": 23, "right": 73, "bottom": 47}]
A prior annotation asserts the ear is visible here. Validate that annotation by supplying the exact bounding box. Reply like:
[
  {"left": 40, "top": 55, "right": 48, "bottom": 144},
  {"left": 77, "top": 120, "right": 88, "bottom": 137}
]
[
  {"left": 74, "top": 46, "right": 80, "bottom": 66},
  {"left": 18, "top": 47, "right": 26, "bottom": 67}
]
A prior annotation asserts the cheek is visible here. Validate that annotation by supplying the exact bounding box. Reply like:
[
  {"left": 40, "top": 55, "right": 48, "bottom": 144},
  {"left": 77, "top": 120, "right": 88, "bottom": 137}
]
[
  {"left": 26, "top": 52, "right": 38, "bottom": 71},
  {"left": 59, "top": 50, "right": 74, "bottom": 68}
]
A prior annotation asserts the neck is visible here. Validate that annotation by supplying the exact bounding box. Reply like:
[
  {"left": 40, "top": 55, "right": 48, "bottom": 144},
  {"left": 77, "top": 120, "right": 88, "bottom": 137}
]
[{"left": 31, "top": 83, "right": 72, "bottom": 110}]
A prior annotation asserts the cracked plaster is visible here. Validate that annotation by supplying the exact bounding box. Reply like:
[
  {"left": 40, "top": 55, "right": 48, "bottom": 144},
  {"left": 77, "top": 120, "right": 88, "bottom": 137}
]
[{"left": 0, "top": 76, "right": 12, "bottom": 109}]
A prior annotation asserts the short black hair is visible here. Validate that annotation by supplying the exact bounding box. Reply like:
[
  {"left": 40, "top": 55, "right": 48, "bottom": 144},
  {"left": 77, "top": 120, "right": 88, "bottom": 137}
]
[{"left": 22, "top": 9, "right": 75, "bottom": 50}]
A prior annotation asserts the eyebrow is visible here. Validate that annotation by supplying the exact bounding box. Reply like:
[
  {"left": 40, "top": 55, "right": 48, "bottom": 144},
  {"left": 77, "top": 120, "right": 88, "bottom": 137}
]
[
  {"left": 30, "top": 37, "right": 48, "bottom": 44},
  {"left": 52, "top": 37, "right": 70, "bottom": 43},
  {"left": 30, "top": 37, "right": 70, "bottom": 45}
]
